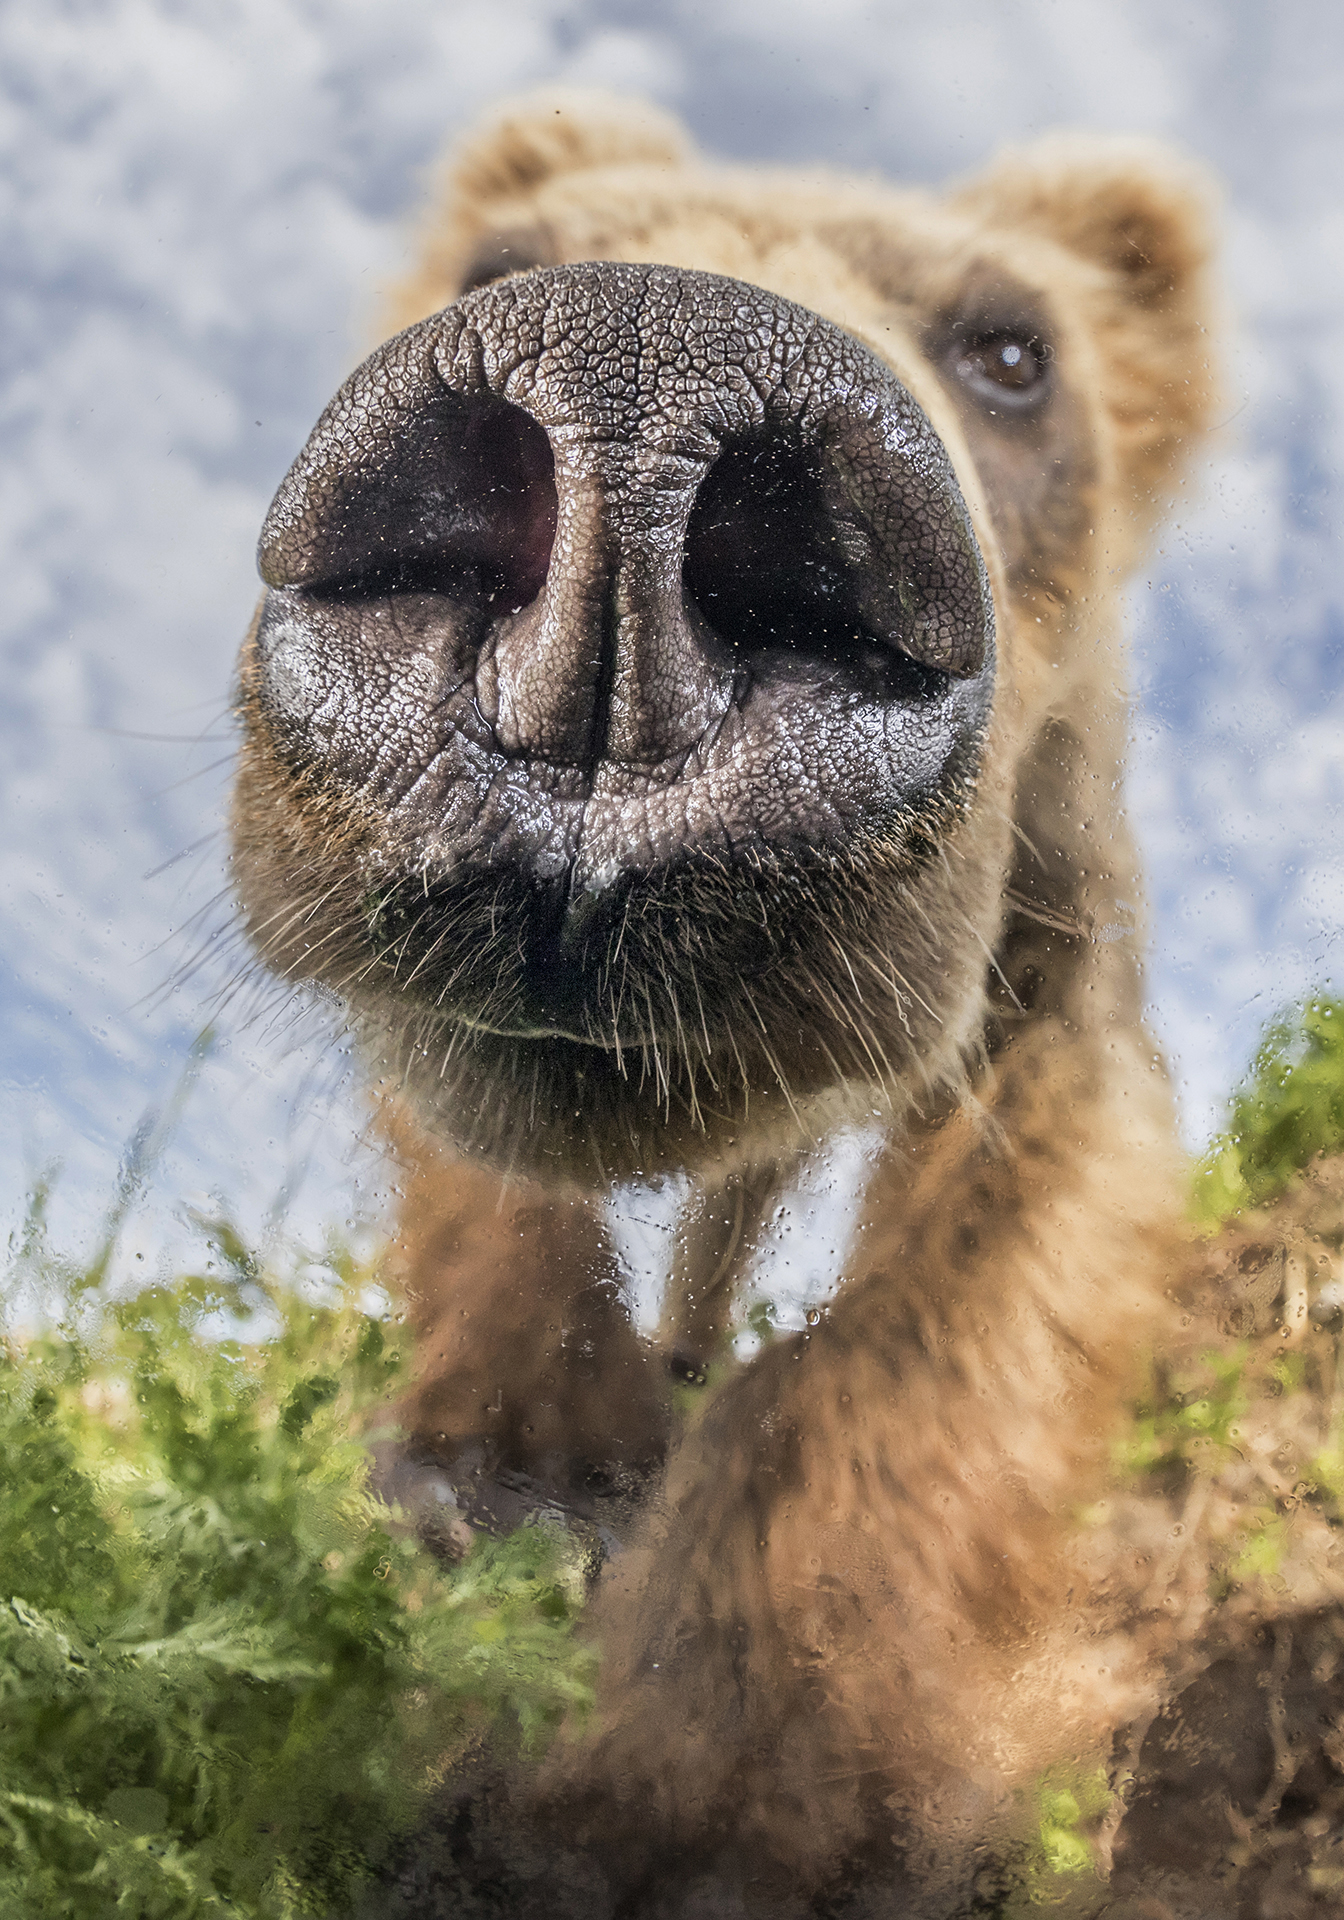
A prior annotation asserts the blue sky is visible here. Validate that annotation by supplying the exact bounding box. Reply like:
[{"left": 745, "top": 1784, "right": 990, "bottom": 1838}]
[{"left": 2, "top": 0, "right": 1341, "bottom": 1271}]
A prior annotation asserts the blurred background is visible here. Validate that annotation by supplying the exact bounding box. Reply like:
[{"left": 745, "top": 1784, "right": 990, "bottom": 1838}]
[{"left": 2, "top": 0, "right": 1341, "bottom": 1277}]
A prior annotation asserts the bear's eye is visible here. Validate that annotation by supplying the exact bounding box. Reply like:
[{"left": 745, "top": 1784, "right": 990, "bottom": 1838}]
[{"left": 952, "top": 333, "right": 1052, "bottom": 413}]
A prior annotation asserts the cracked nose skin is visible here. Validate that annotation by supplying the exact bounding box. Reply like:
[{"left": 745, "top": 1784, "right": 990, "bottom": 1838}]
[{"left": 258, "top": 260, "right": 994, "bottom": 799}]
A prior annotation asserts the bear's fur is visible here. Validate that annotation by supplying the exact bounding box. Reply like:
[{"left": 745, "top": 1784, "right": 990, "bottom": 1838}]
[{"left": 229, "top": 90, "right": 1344, "bottom": 1916}]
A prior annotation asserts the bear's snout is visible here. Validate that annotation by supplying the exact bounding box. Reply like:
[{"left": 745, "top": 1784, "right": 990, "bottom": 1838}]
[
  {"left": 256, "top": 260, "right": 992, "bottom": 798},
  {"left": 239, "top": 261, "right": 997, "bottom": 1108}
]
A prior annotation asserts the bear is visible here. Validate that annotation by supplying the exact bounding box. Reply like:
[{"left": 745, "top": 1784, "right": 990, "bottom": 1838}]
[{"left": 226, "top": 89, "right": 1312, "bottom": 1916}]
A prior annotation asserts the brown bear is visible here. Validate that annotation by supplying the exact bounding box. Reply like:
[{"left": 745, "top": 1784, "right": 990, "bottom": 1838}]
[{"left": 229, "top": 90, "right": 1324, "bottom": 1916}]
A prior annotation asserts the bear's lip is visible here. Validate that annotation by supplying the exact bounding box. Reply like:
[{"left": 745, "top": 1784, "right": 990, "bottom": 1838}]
[
  {"left": 248, "top": 262, "right": 996, "bottom": 1048},
  {"left": 352, "top": 695, "right": 987, "bottom": 1049}
]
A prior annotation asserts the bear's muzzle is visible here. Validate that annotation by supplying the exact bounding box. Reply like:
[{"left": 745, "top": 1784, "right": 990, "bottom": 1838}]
[{"left": 245, "top": 262, "right": 995, "bottom": 1051}]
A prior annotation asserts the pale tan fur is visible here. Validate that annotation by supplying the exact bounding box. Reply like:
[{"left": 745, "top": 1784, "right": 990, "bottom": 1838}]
[{"left": 245, "top": 90, "right": 1241, "bottom": 1908}]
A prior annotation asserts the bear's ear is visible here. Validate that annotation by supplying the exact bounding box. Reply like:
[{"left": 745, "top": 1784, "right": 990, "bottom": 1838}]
[
  {"left": 449, "top": 88, "right": 693, "bottom": 211},
  {"left": 949, "top": 133, "right": 1216, "bottom": 313}
]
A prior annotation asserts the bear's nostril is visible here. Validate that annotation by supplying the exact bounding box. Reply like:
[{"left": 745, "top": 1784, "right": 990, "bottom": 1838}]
[
  {"left": 683, "top": 424, "right": 987, "bottom": 688},
  {"left": 260, "top": 390, "right": 557, "bottom": 614},
  {"left": 682, "top": 432, "right": 930, "bottom": 693},
  {"left": 684, "top": 435, "right": 859, "bottom": 658}
]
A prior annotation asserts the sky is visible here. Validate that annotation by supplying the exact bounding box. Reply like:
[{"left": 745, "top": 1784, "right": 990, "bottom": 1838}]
[{"left": 2, "top": 0, "right": 1342, "bottom": 1283}]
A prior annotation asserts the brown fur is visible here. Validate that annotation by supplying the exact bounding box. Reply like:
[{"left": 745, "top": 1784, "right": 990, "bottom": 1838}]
[{"left": 230, "top": 90, "right": 1249, "bottom": 1912}]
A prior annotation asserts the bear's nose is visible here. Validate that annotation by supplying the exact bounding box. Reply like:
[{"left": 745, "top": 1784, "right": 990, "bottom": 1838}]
[{"left": 258, "top": 262, "right": 991, "bottom": 776}]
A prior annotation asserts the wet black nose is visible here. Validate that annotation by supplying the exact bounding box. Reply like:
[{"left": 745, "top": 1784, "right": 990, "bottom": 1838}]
[{"left": 256, "top": 262, "right": 993, "bottom": 778}]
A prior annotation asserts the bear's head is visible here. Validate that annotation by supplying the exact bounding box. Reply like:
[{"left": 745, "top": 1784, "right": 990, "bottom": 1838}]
[{"left": 232, "top": 91, "right": 1215, "bottom": 1178}]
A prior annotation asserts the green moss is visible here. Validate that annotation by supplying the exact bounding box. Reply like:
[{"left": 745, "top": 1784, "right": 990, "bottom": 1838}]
[
  {"left": 1268, "top": 1352, "right": 1307, "bottom": 1395},
  {"left": 1308, "top": 1411, "right": 1344, "bottom": 1517},
  {"left": 1193, "top": 996, "right": 1344, "bottom": 1227},
  {"left": 0, "top": 1203, "right": 594, "bottom": 1918},
  {"left": 991, "top": 1766, "right": 1113, "bottom": 1915},
  {"left": 1228, "top": 1509, "right": 1289, "bottom": 1586},
  {"left": 1114, "top": 1348, "right": 1245, "bottom": 1479}
]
